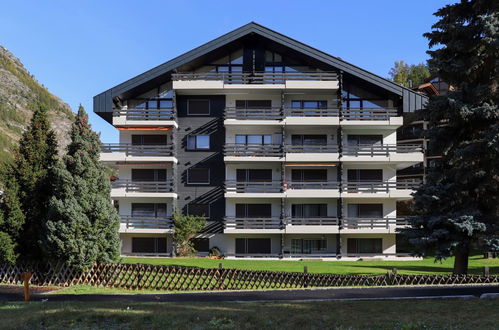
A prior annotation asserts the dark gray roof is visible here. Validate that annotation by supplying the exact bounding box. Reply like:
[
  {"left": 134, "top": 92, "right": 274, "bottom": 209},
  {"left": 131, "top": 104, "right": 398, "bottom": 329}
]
[{"left": 94, "top": 22, "right": 427, "bottom": 118}]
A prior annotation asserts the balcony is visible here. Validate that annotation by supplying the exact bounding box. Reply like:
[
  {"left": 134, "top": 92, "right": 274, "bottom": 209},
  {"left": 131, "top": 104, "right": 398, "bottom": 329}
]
[
  {"left": 341, "top": 181, "right": 420, "bottom": 199},
  {"left": 120, "top": 216, "right": 173, "bottom": 233},
  {"left": 284, "top": 107, "right": 340, "bottom": 125},
  {"left": 341, "top": 108, "right": 402, "bottom": 126},
  {"left": 224, "top": 144, "right": 283, "bottom": 162},
  {"left": 341, "top": 144, "right": 423, "bottom": 166},
  {"left": 342, "top": 217, "right": 409, "bottom": 233},
  {"left": 285, "top": 216, "right": 339, "bottom": 234},
  {"left": 111, "top": 180, "right": 176, "bottom": 198},
  {"left": 172, "top": 71, "right": 339, "bottom": 90},
  {"left": 285, "top": 181, "right": 341, "bottom": 198},
  {"left": 224, "top": 107, "right": 282, "bottom": 124},
  {"left": 224, "top": 217, "right": 282, "bottom": 233},
  {"left": 112, "top": 108, "right": 176, "bottom": 127},
  {"left": 224, "top": 180, "right": 284, "bottom": 198},
  {"left": 285, "top": 144, "right": 340, "bottom": 162},
  {"left": 100, "top": 144, "right": 176, "bottom": 163}
]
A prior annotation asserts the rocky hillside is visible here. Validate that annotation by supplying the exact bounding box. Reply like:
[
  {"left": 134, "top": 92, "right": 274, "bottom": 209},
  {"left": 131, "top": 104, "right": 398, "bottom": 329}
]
[{"left": 0, "top": 45, "right": 73, "bottom": 163}]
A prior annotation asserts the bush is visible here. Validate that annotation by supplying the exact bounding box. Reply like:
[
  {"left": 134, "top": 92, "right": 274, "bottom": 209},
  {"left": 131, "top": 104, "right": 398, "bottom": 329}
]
[{"left": 209, "top": 246, "right": 222, "bottom": 257}]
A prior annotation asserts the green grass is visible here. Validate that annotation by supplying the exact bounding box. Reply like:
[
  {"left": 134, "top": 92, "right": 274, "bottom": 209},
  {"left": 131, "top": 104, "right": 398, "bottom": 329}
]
[
  {"left": 123, "top": 255, "right": 499, "bottom": 275},
  {"left": 0, "top": 299, "right": 497, "bottom": 329}
]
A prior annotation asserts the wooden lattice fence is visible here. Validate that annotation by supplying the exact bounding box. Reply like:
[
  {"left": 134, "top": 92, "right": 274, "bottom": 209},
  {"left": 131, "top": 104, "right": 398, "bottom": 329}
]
[{"left": 0, "top": 262, "right": 498, "bottom": 291}]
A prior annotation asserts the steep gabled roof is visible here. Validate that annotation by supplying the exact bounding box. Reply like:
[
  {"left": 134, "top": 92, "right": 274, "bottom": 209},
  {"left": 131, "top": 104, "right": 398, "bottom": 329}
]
[{"left": 94, "top": 22, "right": 427, "bottom": 119}]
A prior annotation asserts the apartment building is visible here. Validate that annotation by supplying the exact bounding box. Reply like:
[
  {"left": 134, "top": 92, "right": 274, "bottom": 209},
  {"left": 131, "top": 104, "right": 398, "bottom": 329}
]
[{"left": 94, "top": 23, "right": 427, "bottom": 259}]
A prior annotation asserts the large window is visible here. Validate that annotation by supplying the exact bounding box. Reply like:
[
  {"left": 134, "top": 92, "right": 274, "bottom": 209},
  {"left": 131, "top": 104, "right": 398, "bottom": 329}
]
[
  {"left": 291, "top": 135, "right": 327, "bottom": 146},
  {"left": 131, "top": 135, "right": 167, "bottom": 145},
  {"left": 236, "top": 169, "right": 272, "bottom": 182},
  {"left": 235, "top": 134, "right": 272, "bottom": 145},
  {"left": 291, "top": 100, "right": 327, "bottom": 109},
  {"left": 186, "top": 135, "right": 210, "bottom": 150},
  {"left": 132, "top": 237, "right": 167, "bottom": 253},
  {"left": 347, "top": 135, "right": 383, "bottom": 145},
  {"left": 187, "top": 99, "right": 210, "bottom": 115},
  {"left": 347, "top": 169, "right": 383, "bottom": 182},
  {"left": 235, "top": 204, "right": 272, "bottom": 218},
  {"left": 291, "top": 204, "right": 327, "bottom": 217},
  {"left": 347, "top": 238, "right": 382, "bottom": 254},
  {"left": 291, "top": 239, "right": 326, "bottom": 254},
  {"left": 291, "top": 169, "right": 328, "bottom": 182},
  {"left": 235, "top": 238, "right": 271, "bottom": 254},
  {"left": 188, "top": 203, "right": 210, "bottom": 218},
  {"left": 235, "top": 100, "right": 272, "bottom": 109},
  {"left": 347, "top": 204, "right": 383, "bottom": 218},
  {"left": 131, "top": 203, "right": 167, "bottom": 218},
  {"left": 187, "top": 168, "right": 210, "bottom": 185},
  {"left": 131, "top": 169, "right": 167, "bottom": 182}
]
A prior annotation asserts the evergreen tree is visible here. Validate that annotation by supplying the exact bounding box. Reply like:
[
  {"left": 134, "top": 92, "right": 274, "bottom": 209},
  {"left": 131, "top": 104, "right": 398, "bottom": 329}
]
[
  {"left": 45, "top": 105, "right": 120, "bottom": 271},
  {"left": 14, "top": 104, "right": 59, "bottom": 259},
  {"left": 400, "top": 0, "right": 499, "bottom": 274},
  {"left": 389, "top": 61, "right": 431, "bottom": 88},
  {"left": 0, "top": 168, "right": 24, "bottom": 263},
  {"left": 173, "top": 210, "right": 206, "bottom": 256}
]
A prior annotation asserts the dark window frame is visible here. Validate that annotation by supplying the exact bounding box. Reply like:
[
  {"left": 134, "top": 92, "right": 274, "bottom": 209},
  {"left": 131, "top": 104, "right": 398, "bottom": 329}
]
[
  {"left": 187, "top": 168, "right": 211, "bottom": 185},
  {"left": 186, "top": 135, "right": 211, "bottom": 150},
  {"left": 187, "top": 99, "right": 211, "bottom": 116}
]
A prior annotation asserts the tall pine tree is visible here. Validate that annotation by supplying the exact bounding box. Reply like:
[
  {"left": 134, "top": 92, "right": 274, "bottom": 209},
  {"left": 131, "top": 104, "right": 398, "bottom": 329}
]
[
  {"left": 45, "top": 105, "right": 120, "bottom": 270},
  {"left": 400, "top": 0, "right": 499, "bottom": 274},
  {"left": 0, "top": 168, "right": 24, "bottom": 263}
]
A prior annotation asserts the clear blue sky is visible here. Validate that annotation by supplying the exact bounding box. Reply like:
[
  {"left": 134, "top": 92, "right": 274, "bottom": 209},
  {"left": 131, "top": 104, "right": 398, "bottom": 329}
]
[{"left": 0, "top": 0, "right": 453, "bottom": 143}]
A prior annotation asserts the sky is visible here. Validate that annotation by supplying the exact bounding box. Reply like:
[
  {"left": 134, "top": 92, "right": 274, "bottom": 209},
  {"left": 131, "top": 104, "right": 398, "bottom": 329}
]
[{"left": 0, "top": 0, "right": 455, "bottom": 143}]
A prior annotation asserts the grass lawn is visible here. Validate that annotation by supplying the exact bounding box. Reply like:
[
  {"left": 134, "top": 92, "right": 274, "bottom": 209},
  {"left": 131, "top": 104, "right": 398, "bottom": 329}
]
[
  {"left": 0, "top": 299, "right": 497, "bottom": 329},
  {"left": 123, "top": 255, "right": 499, "bottom": 275}
]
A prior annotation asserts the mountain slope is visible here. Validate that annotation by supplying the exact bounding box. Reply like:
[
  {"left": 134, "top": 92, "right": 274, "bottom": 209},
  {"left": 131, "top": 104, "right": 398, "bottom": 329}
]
[{"left": 0, "top": 45, "right": 73, "bottom": 163}]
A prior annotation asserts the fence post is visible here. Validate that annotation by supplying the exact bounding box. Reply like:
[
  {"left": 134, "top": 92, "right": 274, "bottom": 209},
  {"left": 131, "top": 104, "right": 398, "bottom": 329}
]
[
  {"left": 21, "top": 272, "right": 32, "bottom": 303},
  {"left": 303, "top": 266, "right": 308, "bottom": 288},
  {"left": 483, "top": 266, "right": 490, "bottom": 277},
  {"left": 217, "top": 263, "right": 223, "bottom": 290}
]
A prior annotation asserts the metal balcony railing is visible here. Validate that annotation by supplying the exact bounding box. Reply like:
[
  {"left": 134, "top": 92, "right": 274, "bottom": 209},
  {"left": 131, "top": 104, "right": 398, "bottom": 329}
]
[
  {"left": 341, "top": 108, "right": 399, "bottom": 120},
  {"left": 172, "top": 71, "right": 338, "bottom": 84},
  {"left": 121, "top": 216, "right": 173, "bottom": 229},
  {"left": 284, "top": 107, "right": 340, "bottom": 117},
  {"left": 111, "top": 180, "right": 174, "bottom": 193},
  {"left": 224, "top": 107, "right": 282, "bottom": 120},
  {"left": 285, "top": 217, "right": 339, "bottom": 226},
  {"left": 285, "top": 145, "right": 339, "bottom": 153},
  {"left": 113, "top": 108, "right": 175, "bottom": 121},
  {"left": 224, "top": 217, "right": 282, "bottom": 230},
  {"left": 342, "top": 217, "right": 409, "bottom": 229},
  {"left": 225, "top": 181, "right": 283, "bottom": 193},
  {"left": 285, "top": 181, "right": 341, "bottom": 190},
  {"left": 101, "top": 144, "right": 174, "bottom": 157},
  {"left": 224, "top": 144, "right": 283, "bottom": 157},
  {"left": 342, "top": 181, "right": 420, "bottom": 193},
  {"left": 342, "top": 144, "right": 423, "bottom": 156}
]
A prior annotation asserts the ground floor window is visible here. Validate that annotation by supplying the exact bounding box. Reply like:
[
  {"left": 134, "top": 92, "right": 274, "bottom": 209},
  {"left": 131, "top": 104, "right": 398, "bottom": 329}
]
[
  {"left": 132, "top": 237, "right": 167, "bottom": 253},
  {"left": 235, "top": 238, "right": 271, "bottom": 254},
  {"left": 291, "top": 239, "right": 327, "bottom": 254},
  {"left": 347, "top": 238, "right": 382, "bottom": 254}
]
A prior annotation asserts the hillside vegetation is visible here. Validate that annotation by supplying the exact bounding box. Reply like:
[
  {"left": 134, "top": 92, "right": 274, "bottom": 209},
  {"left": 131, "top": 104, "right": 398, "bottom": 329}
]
[{"left": 0, "top": 45, "right": 73, "bottom": 163}]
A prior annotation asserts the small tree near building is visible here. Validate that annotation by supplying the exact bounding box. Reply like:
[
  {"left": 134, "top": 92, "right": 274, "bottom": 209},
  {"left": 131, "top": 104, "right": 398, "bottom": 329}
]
[
  {"left": 44, "top": 105, "right": 120, "bottom": 271},
  {"left": 173, "top": 210, "right": 206, "bottom": 256},
  {"left": 389, "top": 61, "right": 431, "bottom": 88}
]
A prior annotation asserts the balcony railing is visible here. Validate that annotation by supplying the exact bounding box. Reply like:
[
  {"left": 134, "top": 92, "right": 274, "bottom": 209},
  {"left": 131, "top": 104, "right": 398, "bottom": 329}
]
[
  {"left": 285, "top": 145, "right": 339, "bottom": 153},
  {"left": 172, "top": 71, "right": 338, "bottom": 84},
  {"left": 224, "top": 144, "right": 283, "bottom": 157},
  {"left": 101, "top": 144, "right": 174, "bottom": 157},
  {"left": 224, "top": 217, "right": 282, "bottom": 230},
  {"left": 342, "top": 144, "right": 423, "bottom": 156},
  {"left": 342, "top": 108, "right": 399, "bottom": 120},
  {"left": 342, "top": 181, "right": 420, "bottom": 193},
  {"left": 342, "top": 217, "right": 409, "bottom": 229},
  {"left": 121, "top": 216, "right": 173, "bottom": 229},
  {"left": 225, "top": 180, "right": 283, "bottom": 193},
  {"left": 284, "top": 107, "right": 340, "bottom": 117},
  {"left": 285, "top": 217, "right": 339, "bottom": 226},
  {"left": 285, "top": 181, "right": 341, "bottom": 190},
  {"left": 224, "top": 107, "right": 282, "bottom": 120},
  {"left": 113, "top": 108, "right": 175, "bottom": 121},
  {"left": 111, "top": 180, "right": 174, "bottom": 193}
]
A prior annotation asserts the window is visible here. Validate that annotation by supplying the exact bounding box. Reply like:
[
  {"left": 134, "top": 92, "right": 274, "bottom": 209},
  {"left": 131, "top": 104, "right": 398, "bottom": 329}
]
[
  {"left": 347, "top": 135, "right": 383, "bottom": 145},
  {"left": 132, "top": 203, "right": 167, "bottom": 218},
  {"left": 187, "top": 135, "right": 210, "bottom": 150},
  {"left": 347, "top": 169, "right": 383, "bottom": 182},
  {"left": 291, "top": 135, "right": 327, "bottom": 146},
  {"left": 291, "top": 239, "right": 326, "bottom": 254},
  {"left": 187, "top": 99, "right": 210, "bottom": 115},
  {"left": 235, "top": 238, "right": 271, "bottom": 254},
  {"left": 131, "top": 135, "right": 167, "bottom": 145},
  {"left": 291, "top": 169, "right": 327, "bottom": 182},
  {"left": 131, "top": 169, "right": 167, "bottom": 182},
  {"left": 236, "top": 100, "right": 272, "bottom": 109},
  {"left": 291, "top": 100, "right": 327, "bottom": 109},
  {"left": 292, "top": 204, "right": 327, "bottom": 217},
  {"left": 347, "top": 238, "right": 382, "bottom": 254},
  {"left": 187, "top": 168, "right": 210, "bottom": 184},
  {"left": 236, "top": 169, "right": 272, "bottom": 182},
  {"left": 188, "top": 203, "right": 210, "bottom": 217},
  {"left": 235, "top": 135, "right": 272, "bottom": 145},
  {"left": 132, "top": 237, "right": 167, "bottom": 253},
  {"left": 235, "top": 204, "right": 272, "bottom": 218},
  {"left": 347, "top": 204, "right": 383, "bottom": 218}
]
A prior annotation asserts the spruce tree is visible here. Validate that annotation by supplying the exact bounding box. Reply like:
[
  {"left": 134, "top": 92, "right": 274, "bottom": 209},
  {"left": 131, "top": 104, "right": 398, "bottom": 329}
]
[
  {"left": 400, "top": 0, "right": 499, "bottom": 274},
  {"left": 0, "top": 168, "right": 24, "bottom": 263},
  {"left": 45, "top": 105, "right": 120, "bottom": 270},
  {"left": 14, "top": 104, "right": 59, "bottom": 259}
]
